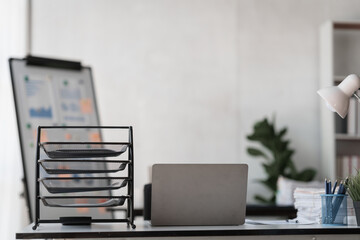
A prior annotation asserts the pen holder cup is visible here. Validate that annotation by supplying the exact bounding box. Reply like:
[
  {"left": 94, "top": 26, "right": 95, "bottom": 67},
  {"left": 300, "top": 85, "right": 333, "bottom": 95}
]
[{"left": 321, "top": 194, "right": 347, "bottom": 225}]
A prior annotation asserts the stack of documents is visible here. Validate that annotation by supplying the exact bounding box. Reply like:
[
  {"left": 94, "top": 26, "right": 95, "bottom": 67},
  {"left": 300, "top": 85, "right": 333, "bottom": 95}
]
[
  {"left": 293, "top": 188, "right": 324, "bottom": 224},
  {"left": 276, "top": 176, "right": 323, "bottom": 205}
]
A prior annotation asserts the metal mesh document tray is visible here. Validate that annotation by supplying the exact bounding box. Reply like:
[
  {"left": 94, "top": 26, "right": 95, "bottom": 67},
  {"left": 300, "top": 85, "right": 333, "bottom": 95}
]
[
  {"left": 39, "top": 159, "right": 128, "bottom": 174},
  {"left": 33, "top": 126, "right": 135, "bottom": 230},
  {"left": 40, "top": 177, "right": 128, "bottom": 194},
  {"left": 41, "top": 143, "right": 128, "bottom": 158},
  {"left": 40, "top": 196, "right": 128, "bottom": 208}
]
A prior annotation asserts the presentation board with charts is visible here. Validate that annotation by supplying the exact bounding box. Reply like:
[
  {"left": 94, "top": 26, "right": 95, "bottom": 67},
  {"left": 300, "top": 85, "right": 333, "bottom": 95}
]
[{"left": 9, "top": 56, "right": 113, "bottom": 222}]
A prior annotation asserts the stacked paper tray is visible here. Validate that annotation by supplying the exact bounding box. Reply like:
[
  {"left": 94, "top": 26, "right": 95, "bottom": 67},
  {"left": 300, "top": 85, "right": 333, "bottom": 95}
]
[
  {"left": 33, "top": 126, "right": 136, "bottom": 230},
  {"left": 40, "top": 196, "right": 128, "bottom": 208},
  {"left": 40, "top": 142, "right": 128, "bottom": 158},
  {"left": 39, "top": 177, "right": 128, "bottom": 194},
  {"left": 39, "top": 159, "right": 129, "bottom": 174}
]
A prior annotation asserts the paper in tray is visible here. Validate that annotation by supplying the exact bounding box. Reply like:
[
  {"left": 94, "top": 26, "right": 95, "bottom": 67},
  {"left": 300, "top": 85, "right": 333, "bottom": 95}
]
[
  {"left": 40, "top": 178, "right": 128, "bottom": 194},
  {"left": 39, "top": 160, "right": 128, "bottom": 174},
  {"left": 41, "top": 143, "right": 128, "bottom": 158},
  {"left": 41, "top": 197, "right": 126, "bottom": 208}
]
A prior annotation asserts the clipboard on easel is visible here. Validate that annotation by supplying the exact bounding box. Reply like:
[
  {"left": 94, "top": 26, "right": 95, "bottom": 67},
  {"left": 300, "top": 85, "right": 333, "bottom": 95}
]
[{"left": 9, "top": 55, "right": 112, "bottom": 222}]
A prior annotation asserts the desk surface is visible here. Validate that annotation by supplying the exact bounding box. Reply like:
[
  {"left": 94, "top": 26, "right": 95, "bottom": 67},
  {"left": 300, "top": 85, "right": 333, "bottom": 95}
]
[{"left": 16, "top": 220, "right": 360, "bottom": 239}]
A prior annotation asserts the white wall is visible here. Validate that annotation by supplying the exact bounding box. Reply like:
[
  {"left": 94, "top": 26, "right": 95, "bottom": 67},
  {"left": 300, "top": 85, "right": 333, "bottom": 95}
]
[
  {"left": 0, "top": 0, "right": 29, "bottom": 237},
  {"left": 30, "top": 0, "right": 360, "bottom": 206}
]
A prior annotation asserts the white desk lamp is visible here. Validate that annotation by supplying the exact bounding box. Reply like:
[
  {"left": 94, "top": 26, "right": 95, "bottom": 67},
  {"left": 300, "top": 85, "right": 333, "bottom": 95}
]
[{"left": 318, "top": 74, "right": 360, "bottom": 118}]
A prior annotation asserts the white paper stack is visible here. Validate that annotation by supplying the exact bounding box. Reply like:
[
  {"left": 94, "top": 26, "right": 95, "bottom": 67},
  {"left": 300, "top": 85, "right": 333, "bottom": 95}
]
[
  {"left": 276, "top": 176, "right": 323, "bottom": 206},
  {"left": 293, "top": 188, "right": 324, "bottom": 224}
]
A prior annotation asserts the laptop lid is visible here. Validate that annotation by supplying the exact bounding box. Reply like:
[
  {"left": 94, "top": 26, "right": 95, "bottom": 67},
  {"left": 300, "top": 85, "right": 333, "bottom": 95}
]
[{"left": 151, "top": 164, "right": 248, "bottom": 226}]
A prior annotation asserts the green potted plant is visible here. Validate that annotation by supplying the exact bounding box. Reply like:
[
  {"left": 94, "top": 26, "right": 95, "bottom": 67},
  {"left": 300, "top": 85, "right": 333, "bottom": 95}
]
[
  {"left": 345, "top": 172, "right": 360, "bottom": 226},
  {"left": 247, "top": 117, "right": 317, "bottom": 204}
]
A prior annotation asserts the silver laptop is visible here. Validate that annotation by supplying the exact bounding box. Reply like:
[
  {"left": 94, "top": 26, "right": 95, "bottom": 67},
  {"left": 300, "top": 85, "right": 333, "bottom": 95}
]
[{"left": 151, "top": 164, "right": 248, "bottom": 226}]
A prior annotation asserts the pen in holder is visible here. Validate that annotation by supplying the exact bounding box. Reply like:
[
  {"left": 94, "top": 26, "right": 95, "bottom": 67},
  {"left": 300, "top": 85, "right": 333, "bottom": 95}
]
[{"left": 321, "top": 194, "right": 347, "bottom": 225}]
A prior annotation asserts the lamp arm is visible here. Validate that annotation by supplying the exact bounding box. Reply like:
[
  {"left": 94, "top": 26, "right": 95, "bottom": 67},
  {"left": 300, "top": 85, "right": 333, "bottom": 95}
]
[{"left": 354, "top": 92, "right": 360, "bottom": 103}]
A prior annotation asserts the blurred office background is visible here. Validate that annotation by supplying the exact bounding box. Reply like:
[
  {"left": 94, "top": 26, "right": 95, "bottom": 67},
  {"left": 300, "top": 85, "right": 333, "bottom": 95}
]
[{"left": 2, "top": 0, "right": 360, "bottom": 238}]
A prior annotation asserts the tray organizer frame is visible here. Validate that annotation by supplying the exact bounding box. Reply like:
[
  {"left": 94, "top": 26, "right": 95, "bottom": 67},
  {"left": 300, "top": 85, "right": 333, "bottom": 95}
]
[{"left": 33, "top": 126, "right": 135, "bottom": 230}]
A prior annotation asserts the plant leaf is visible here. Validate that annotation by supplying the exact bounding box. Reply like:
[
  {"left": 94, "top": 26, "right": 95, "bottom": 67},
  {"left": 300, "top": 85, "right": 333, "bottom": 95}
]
[
  {"left": 346, "top": 172, "right": 360, "bottom": 201},
  {"left": 258, "top": 178, "right": 277, "bottom": 192},
  {"left": 278, "top": 128, "right": 287, "bottom": 138},
  {"left": 262, "top": 163, "right": 278, "bottom": 176},
  {"left": 293, "top": 169, "right": 316, "bottom": 181},
  {"left": 247, "top": 148, "right": 270, "bottom": 160}
]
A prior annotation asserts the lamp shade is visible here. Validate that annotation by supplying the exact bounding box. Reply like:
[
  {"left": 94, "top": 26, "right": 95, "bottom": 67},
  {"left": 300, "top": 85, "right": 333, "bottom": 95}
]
[{"left": 317, "top": 74, "right": 360, "bottom": 119}]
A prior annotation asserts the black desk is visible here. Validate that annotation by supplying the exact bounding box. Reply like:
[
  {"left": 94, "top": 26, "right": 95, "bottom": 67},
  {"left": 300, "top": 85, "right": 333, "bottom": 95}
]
[
  {"left": 16, "top": 221, "right": 360, "bottom": 239},
  {"left": 246, "top": 205, "right": 297, "bottom": 218}
]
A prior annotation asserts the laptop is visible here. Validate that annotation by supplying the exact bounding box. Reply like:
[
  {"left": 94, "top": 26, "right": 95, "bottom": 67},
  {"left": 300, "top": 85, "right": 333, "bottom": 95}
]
[{"left": 151, "top": 164, "right": 248, "bottom": 226}]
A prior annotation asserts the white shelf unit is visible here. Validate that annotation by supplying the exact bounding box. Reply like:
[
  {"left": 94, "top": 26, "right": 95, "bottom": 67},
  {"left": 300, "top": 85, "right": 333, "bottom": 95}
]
[{"left": 319, "top": 20, "right": 360, "bottom": 180}]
